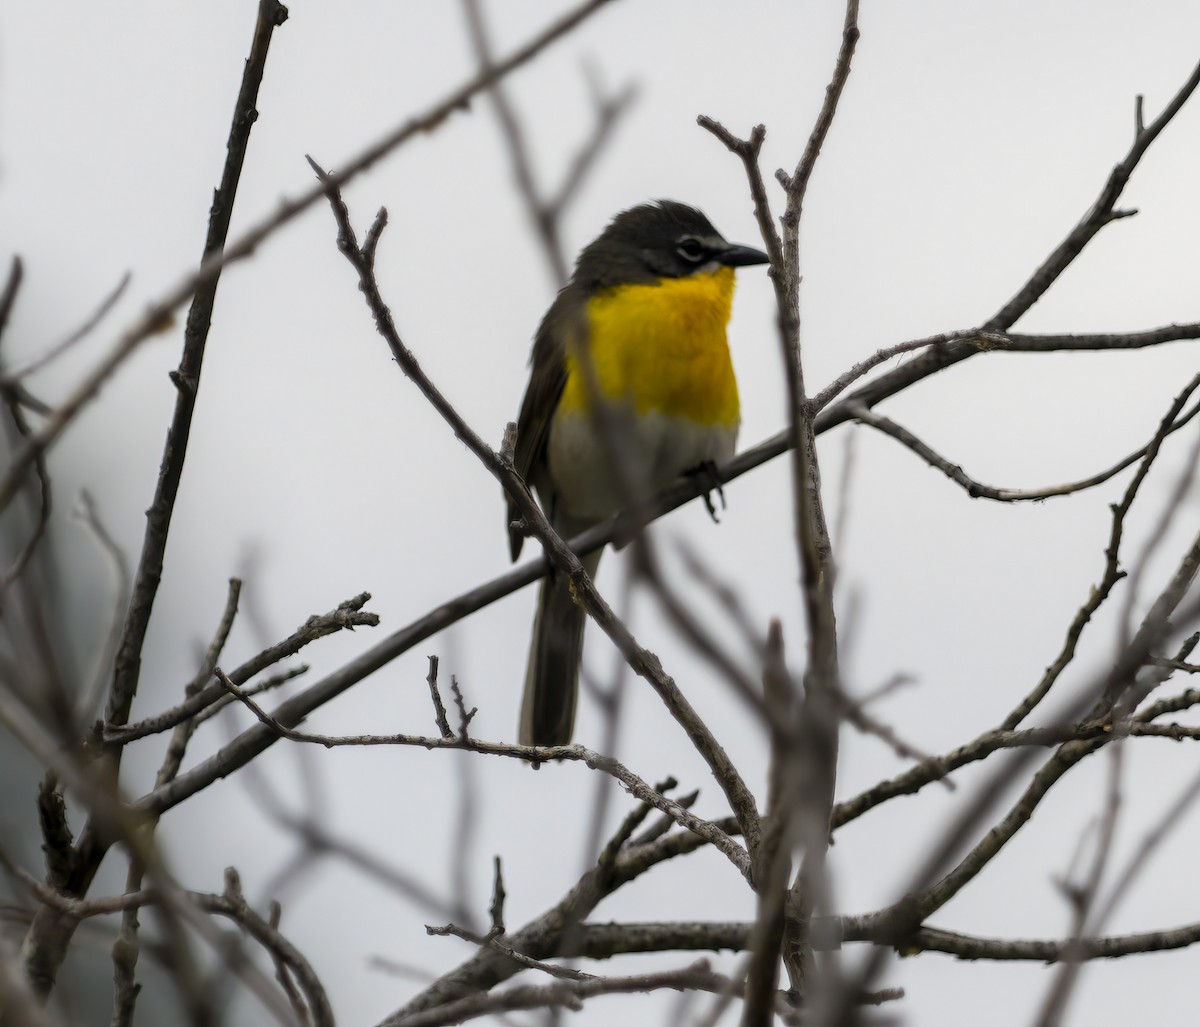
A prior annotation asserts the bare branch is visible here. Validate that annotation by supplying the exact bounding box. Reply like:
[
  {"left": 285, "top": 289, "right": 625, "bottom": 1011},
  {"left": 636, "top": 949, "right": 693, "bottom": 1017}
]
[
  {"left": 308, "top": 163, "right": 762, "bottom": 868},
  {"left": 1002, "top": 374, "right": 1200, "bottom": 728},
  {"left": 897, "top": 921, "right": 1200, "bottom": 962},
  {"left": 425, "top": 921, "right": 593, "bottom": 982},
  {"left": 213, "top": 669, "right": 751, "bottom": 877},
  {"left": 487, "top": 857, "right": 505, "bottom": 936},
  {"left": 0, "top": 0, "right": 616, "bottom": 515},
  {"left": 212, "top": 868, "right": 334, "bottom": 1027},
  {"left": 987, "top": 56, "right": 1200, "bottom": 331},
  {"left": 569, "top": 915, "right": 1200, "bottom": 964},
  {"left": 112, "top": 577, "right": 243, "bottom": 1025},
  {"left": 0, "top": 257, "right": 50, "bottom": 589},
  {"left": 107, "top": 591, "right": 377, "bottom": 744},
  {"left": 1033, "top": 744, "right": 1125, "bottom": 1027},
  {"left": 384, "top": 801, "right": 744, "bottom": 1022},
  {"left": 425, "top": 655, "right": 453, "bottom": 739},
  {"left": 0, "top": 272, "right": 131, "bottom": 384},
  {"left": 0, "top": 256, "right": 22, "bottom": 339},
  {"left": 1001, "top": 323, "right": 1200, "bottom": 351},
  {"left": 18, "top": 3, "right": 289, "bottom": 997},
  {"left": 463, "top": 0, "right": 636, "bottom": 287},
  {"left": 191, "top": 663, "right": 309, "bottom": 729},
  {"left": 386, "top": 960, "right": 748, "bottom": 1027},
  {"left": 268, "top": 901, "right": 313, "bottom": 1027},
  {"left": 462, "top": 0, "right": 567, "bottom": 285},
  {"left": 846, "top": 371, "right": 1200, "bottom": 503},
  {"left": 71, "top": 490, "right": 131, "bottom": 723},
  {"left": 780, "top": 0, "right": 862, "bottom": 218},
  {"left": 810, "top": 330, "right": 988, "bottom": 412},
  {"left": 546, "top": 73, "right": 638, "bottom": 218}
]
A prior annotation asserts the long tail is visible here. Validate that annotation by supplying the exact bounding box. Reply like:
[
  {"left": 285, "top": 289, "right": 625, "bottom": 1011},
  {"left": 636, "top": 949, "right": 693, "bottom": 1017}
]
[{"left": 519, "top": 549, "right": 602, "bottom": 746}]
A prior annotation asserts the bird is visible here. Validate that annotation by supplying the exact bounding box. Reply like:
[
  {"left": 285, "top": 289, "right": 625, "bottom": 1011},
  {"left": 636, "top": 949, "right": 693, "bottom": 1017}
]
[{"left": 507, "top": 200, "right": 769, "bottom": 746}]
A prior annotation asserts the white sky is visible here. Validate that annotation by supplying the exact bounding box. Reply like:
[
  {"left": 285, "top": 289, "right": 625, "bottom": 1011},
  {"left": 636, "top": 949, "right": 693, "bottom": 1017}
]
[{"left": 3, "top": 1, "right": 1200, "bottom": 1024}]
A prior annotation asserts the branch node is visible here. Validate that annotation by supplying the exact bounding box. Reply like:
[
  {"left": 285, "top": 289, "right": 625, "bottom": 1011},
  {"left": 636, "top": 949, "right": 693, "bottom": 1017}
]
[
  {"left": 426, "top": 655, "right": 454, "bottom": 739},
  {"left": 363, "top": 207, "right": 389, "bottom": 267},
  {"left": 500, "top": 421, "right": 519, "bottom": 465},
  {"left": 449, "top": 675, "right": 477, "bottom": 740},
  {"left": 168, "top": 369, "right": 197, "bottom": 396},
  {"left": 488, "top": 856, "right": 507, "bottom": 935}
]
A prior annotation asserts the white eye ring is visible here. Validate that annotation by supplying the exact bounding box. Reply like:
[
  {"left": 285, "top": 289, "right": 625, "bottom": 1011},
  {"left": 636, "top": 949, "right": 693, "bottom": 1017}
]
[{"left": 676, "top": 239, "right": 705, "bottom": 262}]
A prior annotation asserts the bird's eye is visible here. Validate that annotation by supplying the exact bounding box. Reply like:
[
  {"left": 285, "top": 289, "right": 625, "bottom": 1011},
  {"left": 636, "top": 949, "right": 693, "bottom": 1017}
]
[{"left": 676, "top": 238, "right": 705, "bottom": 263}]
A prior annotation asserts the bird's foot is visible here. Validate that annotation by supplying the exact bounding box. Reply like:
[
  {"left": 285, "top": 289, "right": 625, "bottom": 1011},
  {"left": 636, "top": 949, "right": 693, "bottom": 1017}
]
[{"left": 688, "top": 460, "right": 727, "bottom": 524}]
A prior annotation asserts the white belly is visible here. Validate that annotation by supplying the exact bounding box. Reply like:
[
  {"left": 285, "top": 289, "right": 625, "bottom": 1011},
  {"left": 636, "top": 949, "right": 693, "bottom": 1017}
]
[{"left": 546, "top": 407, "right": 738, "bottom": 524}]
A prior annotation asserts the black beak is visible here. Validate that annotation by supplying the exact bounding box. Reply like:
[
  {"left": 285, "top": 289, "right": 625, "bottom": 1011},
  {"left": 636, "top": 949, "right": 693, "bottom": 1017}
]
[{"left": 717, "top": 242, "right": 770, "bottom": 268}]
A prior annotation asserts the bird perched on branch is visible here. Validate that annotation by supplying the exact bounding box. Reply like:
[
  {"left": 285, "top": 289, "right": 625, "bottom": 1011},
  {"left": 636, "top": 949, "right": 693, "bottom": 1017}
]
[{"left": 506, "top": 200, "right": 769, "bottom": 746}]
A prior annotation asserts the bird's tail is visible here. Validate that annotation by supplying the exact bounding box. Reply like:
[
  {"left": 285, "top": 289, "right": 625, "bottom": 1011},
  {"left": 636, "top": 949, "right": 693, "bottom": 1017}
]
[{"left": 519, "top": 549, "right": 602, "bottom": 747}]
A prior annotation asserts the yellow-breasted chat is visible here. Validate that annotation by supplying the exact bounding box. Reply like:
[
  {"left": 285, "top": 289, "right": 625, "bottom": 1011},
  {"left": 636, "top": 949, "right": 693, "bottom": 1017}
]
[{"left": 507, "top": 200, "right": 769, "bottom": 746}]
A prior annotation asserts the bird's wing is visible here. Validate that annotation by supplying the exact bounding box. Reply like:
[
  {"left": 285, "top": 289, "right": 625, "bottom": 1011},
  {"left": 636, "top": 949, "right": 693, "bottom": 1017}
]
[{"left": 507, "top": 291, "right": 577, "bottom": 562}]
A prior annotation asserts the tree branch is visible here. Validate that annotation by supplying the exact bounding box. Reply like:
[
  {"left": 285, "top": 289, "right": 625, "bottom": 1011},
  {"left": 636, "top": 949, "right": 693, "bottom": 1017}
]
[{"left": 0, "top": 0, "right": 616, "bottom": 516}]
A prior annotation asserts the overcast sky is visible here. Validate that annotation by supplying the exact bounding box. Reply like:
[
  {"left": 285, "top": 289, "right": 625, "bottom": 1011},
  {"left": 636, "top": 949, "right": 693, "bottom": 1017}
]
[{"left": 3, "top": 2, "right": 1200, "bottom": 1024}]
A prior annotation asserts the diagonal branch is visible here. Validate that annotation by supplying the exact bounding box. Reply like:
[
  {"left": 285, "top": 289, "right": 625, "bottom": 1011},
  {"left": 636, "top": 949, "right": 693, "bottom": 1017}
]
[
  {"left": 307, "top": 163, "right": 761, "bottom": 871},
  {"left": 987, "top": 57, "right": 1200, "bottom": 331},
  {"left": 0, "top": 0, "right": 617, "bottom": 516}
]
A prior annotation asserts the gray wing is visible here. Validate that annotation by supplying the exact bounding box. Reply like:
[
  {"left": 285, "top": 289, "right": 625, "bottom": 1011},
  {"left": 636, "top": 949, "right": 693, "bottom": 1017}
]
[{"left": 507, "top": 291, "right": 577, "bottom": 561}]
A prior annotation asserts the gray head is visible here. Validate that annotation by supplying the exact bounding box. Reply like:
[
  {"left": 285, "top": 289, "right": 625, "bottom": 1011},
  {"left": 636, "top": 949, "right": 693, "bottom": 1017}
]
[{"left": 571, "top": 200, "right": 769, "bottom": 292}]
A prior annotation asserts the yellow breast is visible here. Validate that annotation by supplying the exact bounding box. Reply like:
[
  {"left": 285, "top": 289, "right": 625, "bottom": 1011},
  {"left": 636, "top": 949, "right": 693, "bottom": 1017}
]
[{"left": 557, "top": 267, "right": 740, "bottom": 427}]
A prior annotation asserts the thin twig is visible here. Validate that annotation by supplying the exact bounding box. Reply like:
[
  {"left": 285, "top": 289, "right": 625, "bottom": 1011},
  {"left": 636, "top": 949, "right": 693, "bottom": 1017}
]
[
  {"left": 18, "top": 3, "right": 289, "bottom": 1000},
  {"left": 0, "top": 272, "right": 132, "bottom": 384},
  {"left": 462, "top": 0, "right": 635, "bottom": 288},
  {"left": 213, "top": 670, "right": 750, "bottom": 876},
  {"left": 216, "top": 868, "right": 334, "bottom": 1027},
  {"left": 71, "top": 491, "right": 131, "bottom": 723},
  {"left": 384, "top": 798, "right": 740, "bottom": 1022},
  {"left": 191, "top": 663, "right": 309, "bottom": 728},
  {"left": 810, "top": 330, "right": 990, "bottom": 411},
  {"left": 111, "top": 577, "right": 243, "bottom": 1026},
  {"left": 1002, "top": 374, "right": 1200, "bottom": 729},
  {"left": 426, "top": 921, "right": 593, "bottom": 982},
  {"left": 268, "top": 901, "right": 313, "bottom": 1027},
  {"left": 308, "top": 161, "right": 762, "bottom": 871},
  {"left": 488, "top": 857, "right": 505, "bottom": 936},
  {"left": 1034, "top": 743, "right": 1125, "bottom": 1027},
  {"left": 0, "top": 255, "right": 51, "bottom": 589},
  {"left": 0, "top": 256, "right": 22, "bottom": 339},
  {"left": 0, "top": 0, "right": 616, "bottom": 516},
  {"left": 846, "top": 378, "right": 1200, "bottom": 503},
  {"left": 778, "top": 3, "right": 862, "bottom": 1013},
  {"left": 387, "top": 960, "right": 744, "bottom": 1027},
  {"left": 426, "top": 655, "right": 453, "bottom": 739},
  {"left": 107, "top": 592, "right": 377, "bottom": 744},
  {"left": 987, "top": 56, "right": 1200, "bottom": 331}
]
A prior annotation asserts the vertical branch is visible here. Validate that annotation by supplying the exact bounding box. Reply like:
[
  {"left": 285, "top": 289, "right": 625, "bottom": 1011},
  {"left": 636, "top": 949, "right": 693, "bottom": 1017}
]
[
  {"left": 111, "top": 580, "right": 242, "bottom": 1024},
  {"left": 741, "top": 622, "right": 799, "bottom": 1021},
  {"left": 0, "top": 0, "right": 616, "bottom": 517},
  {"left": 700, "top": 5, "right": 861, "bottom": 1021},
  {"left": 0, "top": 256, "right": 22, "bottom": 339},
  {"left": 20, "top": 0, "right": 288, "bottom": 999},
  {"left": 776, "top": 1, "right": 859, "bottom": 1013},
  {"left": 107, "top": 0, "right": 288, "bottom": 731},
  {"left": 1032, "top": 743, "right": 1125, "bottom": 1027},
  {"left": 0, "top": 257, "right": 53, "bottom": 592}
]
